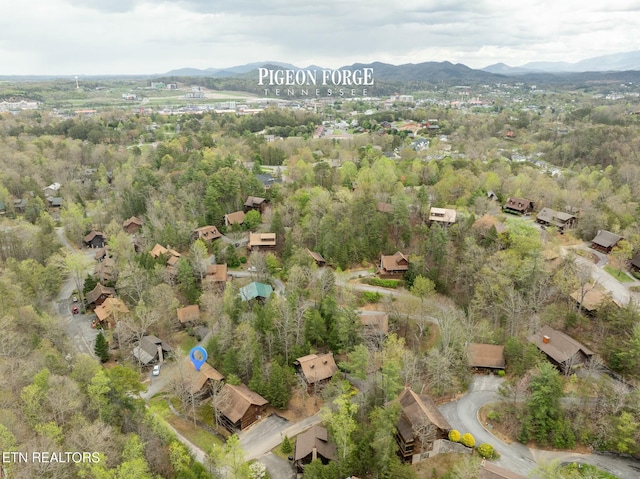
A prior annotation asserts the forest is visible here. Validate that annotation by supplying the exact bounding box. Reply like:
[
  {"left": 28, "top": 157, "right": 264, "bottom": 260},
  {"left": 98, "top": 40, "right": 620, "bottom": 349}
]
[{"left": 1, "top": 81, "right": 640, "bottom": 479}]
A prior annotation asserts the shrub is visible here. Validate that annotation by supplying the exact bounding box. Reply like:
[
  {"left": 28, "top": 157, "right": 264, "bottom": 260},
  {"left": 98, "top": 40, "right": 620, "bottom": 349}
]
[
  {"left": 361, "top": 277, "right": 402, "bottom": 288},
  {"left": 281, "top": 435, "right": 293, "bottom": 455},
  {"left": 448, "top": 430, "right": 461, "bottom": 442},
  {"left": 497, "top": 370, "right": 506, "bottom": 377},
  {"left": 460, "top": 433, "right": 475, "bottom": 448},
  {"left": 361, "top": 291, "right": 382, "bottom": 304},
  {"left": 477, "top": 443, "right": 494, "bottom": 458}
]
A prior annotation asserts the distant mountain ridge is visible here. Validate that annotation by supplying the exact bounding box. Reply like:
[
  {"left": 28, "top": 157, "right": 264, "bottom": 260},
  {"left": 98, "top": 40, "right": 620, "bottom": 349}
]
[
  {"left": 163, "top": 50, "right": 640, "bottom": 83},
  {"left": 483, "top": 50, "right": 640, "bottom": 74}
]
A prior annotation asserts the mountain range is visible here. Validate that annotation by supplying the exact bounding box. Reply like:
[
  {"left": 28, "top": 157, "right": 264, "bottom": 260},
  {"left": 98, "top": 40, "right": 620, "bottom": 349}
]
[{"left": 164, "top": 50, "right": 640, "bottom": 80}]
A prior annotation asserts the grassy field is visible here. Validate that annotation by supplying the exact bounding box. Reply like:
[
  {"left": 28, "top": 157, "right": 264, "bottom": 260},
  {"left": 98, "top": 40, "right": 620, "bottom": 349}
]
[{"left": 603, "top": 266, "right": 634, "bottom": 282}]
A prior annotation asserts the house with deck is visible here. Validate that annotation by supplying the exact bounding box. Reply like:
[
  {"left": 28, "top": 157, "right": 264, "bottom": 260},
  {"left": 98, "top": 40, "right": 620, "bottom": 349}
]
[
  {"left": 294, "top": 353, "right": 338, "bottom": 391},
  {"left": 535, "top": 207, "right": 577, "bottom": 232},
  {"left": 395, "top": 386, "right": 452, "bottom": 463},
  {"left": 378, "top": 251, "right": 409, "bottom": 278},
  {"left": 591, "top": 230, "right": 623, "bottom": 254},
  {"left": 503, "top": 197, "right": 533, "bottom": 215},
  {"left": 528, "top": 325, "right": 595, "bottom": 373},
  {"left": 247, "top": 232, "right": 276, "bottom": 252},
  {"left": 215, "top": 383, "right": 268, "bottom": 431},
  {"left": 428, "top": 207, "right": 457, "bottom": 226}
]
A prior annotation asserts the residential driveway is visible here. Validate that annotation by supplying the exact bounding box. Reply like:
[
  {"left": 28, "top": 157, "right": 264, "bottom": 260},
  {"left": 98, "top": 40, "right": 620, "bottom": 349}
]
[
  {"left": 563, "top": 244, "right": 640, "bottom": 306},
  {"left": 259, "top": 452, "right": 295, "bottom": 479},
  {"left": 239, "top": 415, "right": 291, "bottom": 460},
  {"left": 239, "top": 412, "right": 322, "bottom": 461}
]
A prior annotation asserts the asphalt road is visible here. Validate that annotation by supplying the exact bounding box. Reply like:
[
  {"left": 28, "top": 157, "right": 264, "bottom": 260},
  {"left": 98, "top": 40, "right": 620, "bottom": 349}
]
[
  {"left": 439, "top": 376, "right": 640, "bottom": 478},
  {"left": 54, "top": 228, "right": 99, "bottom": 358}
]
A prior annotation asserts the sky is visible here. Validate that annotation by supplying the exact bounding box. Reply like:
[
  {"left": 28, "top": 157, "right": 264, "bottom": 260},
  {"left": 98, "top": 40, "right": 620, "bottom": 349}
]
[{"left": 1, "top": 0, "right": 640, "bottom": 76}]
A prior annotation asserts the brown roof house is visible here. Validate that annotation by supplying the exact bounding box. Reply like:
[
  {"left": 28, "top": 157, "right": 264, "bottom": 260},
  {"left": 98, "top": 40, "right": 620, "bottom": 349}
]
[
  {"left": 528, "top": 325, "right": 595, "bottom": 373},
  {"left": 591, "top": 230, "right": 623, "bottom": 254},
  {"left": 192, "top": 225, "right": 222, "bottom": 242},
  {"left": 182, "top": 359, "right": 224, "bottom": 396},
  {"left": 467, "top": 343, "right": 505, "bottom": 370},
  {"left": 244, "top": 196, "right": 268, "bottom": 213},
  {"left": 203, "top": 263, "right": 230, "bottom": 290},
  {"left": 570, "top": 285, "right": 617, "bottom": 313},
  {"left": 224, "top": 211, "right": 245, "bottom": 228},
  {"left": 94, "top": 257, "right": 117, "bottom": 284},
  {"left": 215, "top": 383, "right": 268, "bottom": 432},
  {"left": 294, "top": 425, "right": 337, "bottom": 473},
  {"left": 306, "top": 249, "right": 327, "bottom": 267},
  {"left": 176, "top": 305, "right": 201, "bottom": 326},
  {"left": 359, "top": 311, "right": 389, "bottom": 347},
  {"left": 122, "top": 216, "right": 143, "bottom": 234},
  {"left": 132, "top": 335, "right": 173, "bottom": 366},
  {"left": 294, "top": 353, "right": 338, "bottom": 391},
  {"left": 535, "top": 208, "right": 577, "bottom": 232},
  {"left": 479, "top": 461, "right": 527, "bottom": 479},
  {"left": 378, "top": 251, "right": 409, "bottom": 278},
  {"left": 83, "top": 230, "right": 106, "bottom": 249},
  {"left": 247, "top": 232, "right": 276, "bottom": 252},
  {"left": 503, "top": 197, "right": 533, "bottom": 215},
  {"left": 94, "top": 297, "right": 129, "bottom": 329},
  {"left": 631, "top": 251, "right": 640, "bottom": 273},
  {"left": 428, "top": 207, "right": 457, "bottom": 226},
  {"left": 85, "top": 283, "right": 116, "bottom": 309},
  {"left": 395, "top": 387, "right": 452, "bottom": 463}
]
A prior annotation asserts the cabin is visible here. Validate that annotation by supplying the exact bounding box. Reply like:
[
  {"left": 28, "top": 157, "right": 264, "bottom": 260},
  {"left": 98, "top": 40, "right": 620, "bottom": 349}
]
[
  {"left": 528, "top": 326, "right": 595, "bottom": 373},
  {"left": 569, "top": 286, "right": 618, "bottom": 313},
  {"left": 535, "top": 208, "right": 577, "bottom": 232},
  {"left": 479, "top": 461, "right": 527, "bottom": 479},
  {"left": 85, "top": 283, "right": 116, "bottom": 309},
  {"left": 192, "top": 225, "right": 222, "bottom": 242},
  {"left": 378, "top": 251, "right": 409, "bottom": 278},
  {"left": 94, "top": 298, "right": 129, "bottom": 329},
  {"left": 176, "top": 305, "right": 201, "bottom": 326},
  {"left": 395, "top": 387, "right": 452, "bottom": 463},
  {"left": 183, "top": 360, "right": 224, "bottom": 396},
  {"left": 224, "top": 211, "right": 245, "bottom": 228},
  {"left": 132, "top": 335, "right": 173, "bottom": 366},
  {"left": 244, "top": 196, "right": 268, "bottom": 213},
  {"left": 215, "top": 383, "right": 268, "bottom": 431},
  {"left": 122, "top": 216, "right": 143, "bottom": 234},
  {"left": 631, "top": 252, "right": 640, "bottom": 274},
  {"left": 294, "top": 353, "right": 338, "bottom": 391},
  {"left": 239, "top": 282, "right": 273, "bottom": 302},
  {"left": 428, "top": 207, "right": 457, "bottom": 226},
  {"left": 247, "top": 232, "right": 276, "bottom": 252},
  {"left": 502, "top": 197, "right": 533, "bottom": 215},
  {"left": 358, "top": 311, "right": 389, "bottom": 347},
  {"left": 591, "top": 230, "right": 623, "bottom": 254},
  {"left": 467, "top": 343, "right": 505, "bottom": 371},
  {"left": 294, "top": 426, "right": 337, "bottom": 473},
  {"left": 203, "top": 263, "right": 230, "bottom": 290},
  {"left": 83, "top": 231, "right": 105, "bottom": 249},
  {"left": 94, "top": 257, "right": 117, "bottom": 284},
  {"left": 306, "top": 249, "right": 327, "bottom": 267}
]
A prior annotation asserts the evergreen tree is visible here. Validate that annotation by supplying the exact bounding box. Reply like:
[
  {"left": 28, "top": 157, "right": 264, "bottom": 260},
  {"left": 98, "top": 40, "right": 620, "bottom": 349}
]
[{"left": 94, "top": 331, "right": 110, "bottom": 363}]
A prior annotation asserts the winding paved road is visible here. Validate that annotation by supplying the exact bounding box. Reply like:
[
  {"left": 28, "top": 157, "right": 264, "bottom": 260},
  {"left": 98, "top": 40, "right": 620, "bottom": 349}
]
[{"left": 439, "top": 376, "right": 640, "bottom": 478}]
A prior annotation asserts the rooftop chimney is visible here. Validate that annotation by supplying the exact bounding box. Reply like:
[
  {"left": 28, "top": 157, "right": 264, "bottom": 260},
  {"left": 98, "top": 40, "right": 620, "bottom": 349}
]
[{"left": 543, "top": 335, "right": 550, "bottom": 344}]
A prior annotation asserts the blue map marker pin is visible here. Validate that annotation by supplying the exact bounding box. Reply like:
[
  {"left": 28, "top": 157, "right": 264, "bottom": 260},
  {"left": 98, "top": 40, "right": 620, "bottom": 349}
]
[{"left": 189, "top": 346, "right": 208, "bottom": 371}]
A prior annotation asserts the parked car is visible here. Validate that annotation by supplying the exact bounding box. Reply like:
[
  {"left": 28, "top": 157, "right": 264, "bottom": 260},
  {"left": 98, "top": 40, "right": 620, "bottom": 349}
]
[
  {"left": 72, "top": 296, "right": 78, "bottom": 302},
  {"left": 152, "top": 365, "right": 161, "bottom": 376},
  {"left": 72, "top": 306, "right": 79, "bottom": 314},
  {"left": 247, "top": 266, "right": 257, "bottom": 272}
]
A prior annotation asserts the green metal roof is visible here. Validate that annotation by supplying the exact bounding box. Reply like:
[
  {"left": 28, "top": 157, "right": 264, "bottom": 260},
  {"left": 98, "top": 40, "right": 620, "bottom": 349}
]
[{"left": 239, "top": 282, "right": 273, "bottom": 301}]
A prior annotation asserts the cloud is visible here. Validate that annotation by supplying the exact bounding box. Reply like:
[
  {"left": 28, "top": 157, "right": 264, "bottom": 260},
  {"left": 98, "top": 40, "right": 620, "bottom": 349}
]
[{"left": 1, "top": 0, "right": 639, "bottom": 74}]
